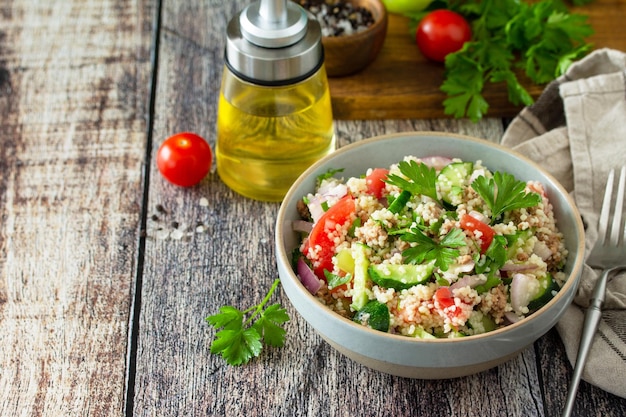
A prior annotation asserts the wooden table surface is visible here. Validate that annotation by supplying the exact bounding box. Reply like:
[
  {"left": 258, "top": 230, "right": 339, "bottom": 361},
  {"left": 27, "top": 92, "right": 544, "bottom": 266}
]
[
  {"left": 328, "top": 0, "right": 626, "bottom": 120},
  {"left": 1, "top": 1, "right": 625, "bottom": 416}
]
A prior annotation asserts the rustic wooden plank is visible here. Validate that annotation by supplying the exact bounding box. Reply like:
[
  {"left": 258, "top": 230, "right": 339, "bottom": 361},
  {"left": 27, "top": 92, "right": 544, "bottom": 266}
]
[
  {"left": 0, "top": 0, "right": 153, "bottom": 415},
  {"left": 329, "top": 0, "right": 626, "bottom": 120},
  {"left": 536, "top": 329, "right": 626, "bottom": 417}
]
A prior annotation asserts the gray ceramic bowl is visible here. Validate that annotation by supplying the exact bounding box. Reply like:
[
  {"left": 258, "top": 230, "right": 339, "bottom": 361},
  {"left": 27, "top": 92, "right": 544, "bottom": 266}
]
[{"left": 275, "top": 132, "right": 585, "bottom": 379}]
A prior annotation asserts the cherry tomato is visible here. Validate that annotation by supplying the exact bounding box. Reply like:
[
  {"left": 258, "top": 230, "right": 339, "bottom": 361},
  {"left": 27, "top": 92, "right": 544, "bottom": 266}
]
[
  {"left": 459, "top": 213, "right": 495, "bottom": 254},
  {"left": 365, "top": 168, "right": 389, "bottom": 199},
  {"left": 157, "top": 132, "right": 212, "bottom": 187},
  {"left": 416, "top": 10, "right": 472, "bottom": 63},
  {"left": 305, "top": 195, "right": 356, "bottom": 279}
]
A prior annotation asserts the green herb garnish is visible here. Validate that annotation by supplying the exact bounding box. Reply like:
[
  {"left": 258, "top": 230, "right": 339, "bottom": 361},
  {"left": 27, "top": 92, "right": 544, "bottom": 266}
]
[
  {"left": 471, "top": 171, "right": 542, "bottom": 223},
  {"left": 206, "top": 279, "right": 289, "bottom": 366},
  {"left": 385, "top": 160, "right": 439, "bottom": 213},
  {"left": 324, "top": 270, "right": 352, "bottom": 289},
  {"left": 401, "top": 227, "right": 467, "bottom": 271},
  {"left": 316, "top": 168, "right": 344, "bottom": 186},
  {"left": 469, "top": 235, "right": 508, "bottom": 293}
]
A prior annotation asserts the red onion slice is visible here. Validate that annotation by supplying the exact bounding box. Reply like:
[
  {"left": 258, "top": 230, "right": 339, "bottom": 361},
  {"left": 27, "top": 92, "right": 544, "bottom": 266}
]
[
  {"left": 500, "top": 262, "right": 539, "bottom": 273},
  {"left": 450, "top": 274, "right": 487, "bottom": 290},
  {"left": 468, "top": 210, "right": 489, "bottom": 224},
  {"left": 292, "top": 220, "right": 313, "bottom": 234},
  {"left": 420, "top": 156, "right": 453, "bottom": 171},
  {"left": 297, "top": 258, "right": 323, "bottom": 294},
  {"left": 504, "top": 311, "right": 521, "bottom": 324},
  {"left": 510, "top": 273, "right": 537, "bottom": 313}
]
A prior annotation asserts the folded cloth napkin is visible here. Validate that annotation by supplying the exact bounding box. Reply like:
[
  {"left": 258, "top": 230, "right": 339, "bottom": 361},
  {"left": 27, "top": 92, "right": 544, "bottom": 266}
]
[{"left": 501, "top": 48, "right": 626, "bottom": 398}]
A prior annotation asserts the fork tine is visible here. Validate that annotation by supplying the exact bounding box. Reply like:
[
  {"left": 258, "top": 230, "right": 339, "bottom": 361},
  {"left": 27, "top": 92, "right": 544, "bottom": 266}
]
[
  {"left": 609, "top": 166, "right": 626, "bottom": 247},
  {"left": 597, "top": 169, "right": 615, "bottom": 246}
]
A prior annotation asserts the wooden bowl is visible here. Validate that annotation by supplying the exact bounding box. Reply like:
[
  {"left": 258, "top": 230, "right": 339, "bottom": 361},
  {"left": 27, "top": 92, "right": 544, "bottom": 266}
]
[{"left": 321, "top": 0, "right": 388, "bottom": 77}]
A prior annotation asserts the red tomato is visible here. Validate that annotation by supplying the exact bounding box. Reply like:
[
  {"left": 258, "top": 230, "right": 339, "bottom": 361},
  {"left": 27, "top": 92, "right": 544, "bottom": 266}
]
[
  {"left": 433, "top": 287, "right": 464, "bottom": 322},
  {"left": 459, "top": 213, "right": 495, "bottom": 254},
  {"left": 434, "top": 287, "right": 455, "bottom": 310},
  {"left": 305, "top": 195, "right": 356, "bottom": 279},
  {"left": 416, "top": 10, "right": 472, "bottom": 63},
  {"left": 157, "top": 132, "right": 212, "bottom": 187},
  {"left": 365, "top": 168, "right": 389, "bottom": 199}
]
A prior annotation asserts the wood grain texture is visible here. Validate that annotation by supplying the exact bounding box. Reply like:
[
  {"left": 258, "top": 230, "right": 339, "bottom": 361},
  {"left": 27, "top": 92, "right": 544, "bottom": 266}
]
[
  {"left": 328, "top": 0, "right": 626, "bottom": 120},
  {"left": 535, "top": 329, "right": 626, "bottom": 417},
  {"left": 0, "top": 0, "right": 153, "bottom": 415},
  {"left": 3, "top": 0, "right": 626, "bottom": 416}
]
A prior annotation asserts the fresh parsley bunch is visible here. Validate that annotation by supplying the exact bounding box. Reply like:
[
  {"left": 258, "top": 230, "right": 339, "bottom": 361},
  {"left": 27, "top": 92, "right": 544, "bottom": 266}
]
[
  {"left": 410, "top": 0, "right": 594, "bottom": 121},
  {"left": 206, "top": 279, "right": 289, "bottom": 366}
]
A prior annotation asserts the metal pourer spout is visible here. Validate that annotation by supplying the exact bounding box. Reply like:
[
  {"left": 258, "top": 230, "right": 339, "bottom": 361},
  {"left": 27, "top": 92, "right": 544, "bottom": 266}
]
[
  {"left": 225, "top": 0, "right": 323, "bottom": 83},
  {"left": 239, "top": 0, "right": 308, "bottom": 48},
  {"left": 259, "top": 0, "right": 288, "bottom": 25}
]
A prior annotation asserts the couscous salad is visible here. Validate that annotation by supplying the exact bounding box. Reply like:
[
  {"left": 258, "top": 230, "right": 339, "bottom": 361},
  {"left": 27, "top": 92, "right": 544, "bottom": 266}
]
[{"left": 292, "top": 155, "right": 568, "bottom": 338}]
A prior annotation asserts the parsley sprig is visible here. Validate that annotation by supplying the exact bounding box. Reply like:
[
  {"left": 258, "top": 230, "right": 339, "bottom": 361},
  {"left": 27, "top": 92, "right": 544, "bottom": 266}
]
[
  {"left": 206, "top": 279, "right": 289, "bottom": 366},
  {"left": 401, "top": 227, "right": 467, "bottom": 271},
  {"left": 471, "top": 171, "right": 542, "bottom": 224},
  {"left": 385, "top": 160, "right": 438, "bottom": 213}
]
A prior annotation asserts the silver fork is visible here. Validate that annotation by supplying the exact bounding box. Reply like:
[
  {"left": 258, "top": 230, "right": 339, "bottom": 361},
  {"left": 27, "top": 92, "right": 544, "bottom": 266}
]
[{"left": 562, "top": 166, "right": 626, "bottom": 417}]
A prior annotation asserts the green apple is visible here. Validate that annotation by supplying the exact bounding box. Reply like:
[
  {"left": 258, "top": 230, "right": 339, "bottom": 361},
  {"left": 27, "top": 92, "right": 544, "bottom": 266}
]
[{"left": 382, "top": 0, "right": 433, "bottom": 14}]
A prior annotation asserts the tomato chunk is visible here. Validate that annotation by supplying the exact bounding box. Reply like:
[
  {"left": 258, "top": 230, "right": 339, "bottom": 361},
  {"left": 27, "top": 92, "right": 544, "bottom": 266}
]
[
  {"left": 459, "top": 213, "right": 495, "bottom": 254},
  {"left": 305, "top": 195, "right": 356, "bottom": 279},
  {"left": 365, "top": 168, "right": 389, "bottom": 199},
  {"left": 433, "top": 287, "right": 465, "bottom": 322}
]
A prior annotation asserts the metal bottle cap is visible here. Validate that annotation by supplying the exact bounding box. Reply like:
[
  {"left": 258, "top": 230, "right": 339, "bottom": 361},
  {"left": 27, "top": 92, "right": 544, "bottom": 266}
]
[{"left": 225, "top": 0, "right": 323, "bottom": 85}]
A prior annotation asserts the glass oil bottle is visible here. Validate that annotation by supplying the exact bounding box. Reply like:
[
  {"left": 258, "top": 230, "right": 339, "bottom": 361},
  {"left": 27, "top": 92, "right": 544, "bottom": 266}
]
[{"left": 216, "top": 0, "right": 335, "bottom": 202}]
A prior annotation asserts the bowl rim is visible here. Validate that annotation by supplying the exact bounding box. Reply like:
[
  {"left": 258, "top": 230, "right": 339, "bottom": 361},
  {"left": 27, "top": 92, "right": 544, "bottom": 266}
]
[{"left": 276, "top": 131, "right": 586, "bottom": 345}]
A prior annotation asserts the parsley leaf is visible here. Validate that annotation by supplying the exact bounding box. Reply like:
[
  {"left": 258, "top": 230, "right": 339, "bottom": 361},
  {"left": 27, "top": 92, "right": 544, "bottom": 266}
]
[
  {"left": 401, "top": 227, "right": 466, "bottom": 271},
  {"left": 474, "top": 235, "right": 508, "bottom": 293},
  {"left": 316, "top": 168, "right": 344, "bottom": 187},
  {"left": 324, "top": 270, "right": 352, "bottom": 289},
  {"left": 385, "top": 160, "right": 438, "bottom": 213},
  {"left": 252, "top": 304, "right": 290, "bottom": 347},
  {"left": 206, "top": 279, "right": 289, "bottom": 366},
  {"left": 210, "top": 328, "right": 263, "bottom": 366},
  {"left": 471, "top": 171, "right": 542, "bottom": 223}
]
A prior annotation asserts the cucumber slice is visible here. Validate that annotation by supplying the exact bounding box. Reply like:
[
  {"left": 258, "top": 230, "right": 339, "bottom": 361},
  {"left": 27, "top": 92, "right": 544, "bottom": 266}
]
[
  {"left": 353, "top": 300, "right": 390, "bottom": 332},
  {"left": 467, "top": 311, "right": 497, "bottom": 334},
  {"left": 409, "top": 326, "right": 436, "bottom": 339},
  {"left": 437, "top": 162, "right": 473, "bottom": 206},
  {"left": 350, "top": 243, "right": 370, "bottom": 311},
  {"left": 368, "top": 262, "right": 435, "bottom": 290},
  {"left": 528, "top": 273, "right": 559, "bottom": 311}
]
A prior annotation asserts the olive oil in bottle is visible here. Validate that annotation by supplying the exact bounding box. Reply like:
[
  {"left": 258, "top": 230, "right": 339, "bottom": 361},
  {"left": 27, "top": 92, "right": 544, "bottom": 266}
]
[
  {"left": 216, "top": 0, "right": 335, "bottom": 201},
  {"left": 216, "top": 67, "right": 335, "bottom": 202}
]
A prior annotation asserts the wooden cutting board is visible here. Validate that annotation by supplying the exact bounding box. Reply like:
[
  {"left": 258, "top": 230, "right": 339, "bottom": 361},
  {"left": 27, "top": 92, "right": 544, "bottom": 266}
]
[{"left": 328, "top": 0, "right": 626, "bottom": 120}]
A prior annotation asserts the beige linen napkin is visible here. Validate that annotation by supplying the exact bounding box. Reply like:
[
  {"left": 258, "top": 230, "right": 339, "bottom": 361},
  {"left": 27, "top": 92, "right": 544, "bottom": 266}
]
[{"left": 501, "top": 48, "right": 626, "bottom": 398}]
